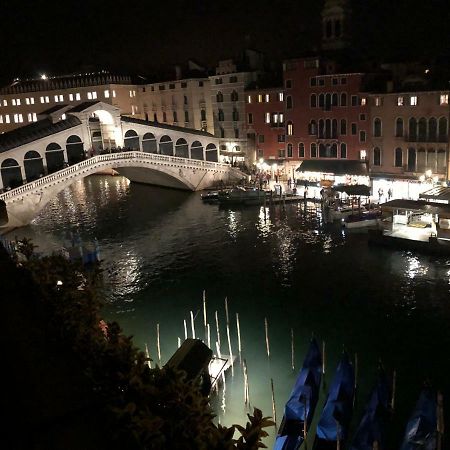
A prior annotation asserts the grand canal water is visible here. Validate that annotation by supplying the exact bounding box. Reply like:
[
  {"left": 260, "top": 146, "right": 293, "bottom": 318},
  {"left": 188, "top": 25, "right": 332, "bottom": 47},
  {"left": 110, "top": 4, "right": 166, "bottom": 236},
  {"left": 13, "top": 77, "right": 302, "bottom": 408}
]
[{"left": 9, "top": 175, "right": 450, "bottom": 448}]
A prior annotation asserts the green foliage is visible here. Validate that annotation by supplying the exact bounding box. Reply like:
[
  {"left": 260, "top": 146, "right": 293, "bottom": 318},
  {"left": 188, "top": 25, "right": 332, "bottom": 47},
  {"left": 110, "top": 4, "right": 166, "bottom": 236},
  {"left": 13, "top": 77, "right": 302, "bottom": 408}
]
[{"left": 17, "top": 239, "right": 274, "bottom": 449}]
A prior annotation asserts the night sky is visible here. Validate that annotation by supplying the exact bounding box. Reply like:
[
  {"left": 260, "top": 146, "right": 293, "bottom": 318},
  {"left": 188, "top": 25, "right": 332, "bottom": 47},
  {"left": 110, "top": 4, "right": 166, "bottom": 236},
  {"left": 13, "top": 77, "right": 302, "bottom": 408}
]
[{"left": 2, "top": 0, "right": 450, "bottom": 84}]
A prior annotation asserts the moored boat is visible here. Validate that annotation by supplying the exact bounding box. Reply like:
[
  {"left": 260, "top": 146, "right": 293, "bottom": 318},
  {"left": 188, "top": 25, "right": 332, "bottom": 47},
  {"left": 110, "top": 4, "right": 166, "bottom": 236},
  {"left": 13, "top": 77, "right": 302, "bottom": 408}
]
[
  {"left": 218, "top": 186, "right": 266, "bottom": 206},
  {"left": 343, "top": 211, "right": 381, "bottom": 229},
  {"left": 313, "top": 352, "right": 355, "bottom": 450},
  {"left": 349, "top": 368, "right": 392, "bottom": 450},
  {"left": 201, "top": 191, "right": 219, "bottom": 202},
  {"left": 399, "top": 388, "right": 438, "bottom": 450},
  {"left": 274, "top": 339, "right": 322, "bottom": 450}
]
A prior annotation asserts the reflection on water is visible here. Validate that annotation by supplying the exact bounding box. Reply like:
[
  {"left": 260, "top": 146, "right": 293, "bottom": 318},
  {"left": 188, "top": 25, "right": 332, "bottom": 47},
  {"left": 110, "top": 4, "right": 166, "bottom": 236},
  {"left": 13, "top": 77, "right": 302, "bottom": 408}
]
[{"left": 10, "top": 175, "right": 450, "bottom": 447}]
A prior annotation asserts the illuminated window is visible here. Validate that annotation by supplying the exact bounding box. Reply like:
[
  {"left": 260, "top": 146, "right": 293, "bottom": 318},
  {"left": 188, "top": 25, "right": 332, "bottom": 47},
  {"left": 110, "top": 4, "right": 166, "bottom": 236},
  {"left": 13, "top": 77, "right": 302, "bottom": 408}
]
[
  {"left": 69, "top": 93, "right": 74, "bottom": 101},
  {"left": 54, "top": 95, "right": 59, "bottom": 102},
  {"left": 30, "top": 97, "right": 34, "bottom": 104},
  {"left": 279, "top": 113, "right": 284, "bottom": 124},
  {"left": 75, "top": 93, "right": 81, "bottom": 101},
  {"left": 265, "top": 112, "right": 270, "bottom": 124},
  {"left": 92, "top": 91, "right": 97, "bottom": 99},
  {"left": 5, "top": 114, "right": 10, "bottom": 123},
  {"left": 14, "top": 114, "right": 19, "bottom": 123},
  {"left": 61, "top": 113, "right": 66, "bottom": 120},
  {"left": 59, "top": 94, "right": 63, "bottom": 102},
  {"left": 265, "top": 94, "right": 270, "bottom": 102},
  {"left": 360, "top": 97, "right": 366, "bottom": 106},
  {"left": 247, "top": 95, "right": 252, "bottom": 103},
  {"left": 104, "top": 90, "right": 110, "bottom": 98},
  {"left": 2, "top": 99, "right": 7, "bottom": 106},
  {"left": 410, "top": 95, "right": 417, "bottom": 106},
  {"left": 397, "top": 96, "right": 404, "bottom": 106},
  {"left": 40, "top": 97, "right": 45, "bottom": 103},
  {"left": 12, "top": 99, "right": 16, "bottom": 106},
  {"left": 258, "top": 94, "right": 263, "bottom": 103},
  {"left": 87, "top": 92, "right": 92, "bottom": 100},
  {"left": 287, "top": 121, "right": 293, "bottom": 135},
  {"left": 129, "top": 90, "right": 133, "bottom": 97},
  {"left": 360, "top": 150, "right": 367, "bottom": 159},
  {"left": 27, "top": 113, "right": 33, "bottom": 122},
  {"left": 278, "top": 92, "right": 284, "bottom": 101},
  {"left": 440, "top": 94, "right": 448, "bottom": 105},
  {"left": 272, "top": 113, "right": 279, "bottom": 123},
  {"left": 45, "top": 96, "right": 49, "bottom": 103},
  {"left": 0, "top": 115, "right": 3, "bottom": 123},
  {"left": 26, "top": 98, "right": 30, "bottom": 105},
  {"left": 374, "top": 96, "right": 382, "bottom": 106},
  {"left": 112, "top": 90, "right": 116, "bottom": 98},
  {"left": 33, "top": 113, "right": 37, "bottom": 121}
]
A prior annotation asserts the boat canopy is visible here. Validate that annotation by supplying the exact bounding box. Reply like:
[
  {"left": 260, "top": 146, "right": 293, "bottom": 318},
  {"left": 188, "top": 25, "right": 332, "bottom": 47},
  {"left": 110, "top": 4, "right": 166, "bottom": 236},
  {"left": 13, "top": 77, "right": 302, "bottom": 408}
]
[
  {"left": 380, "top": 199, "right": 450, "bottom": 217},
  {"left": 333, "top": 184, "right": 371, "bottom": 196},
  {"left": 316, "top": 352, "right": 355, "bottom": 442},
  {"left": 296, "top": 160, "right": 368, "bottom": 176}
]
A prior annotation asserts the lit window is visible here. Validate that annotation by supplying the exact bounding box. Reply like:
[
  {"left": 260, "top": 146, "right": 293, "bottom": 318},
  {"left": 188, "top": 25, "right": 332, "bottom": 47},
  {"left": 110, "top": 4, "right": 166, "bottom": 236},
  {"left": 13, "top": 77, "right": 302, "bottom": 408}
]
[
  {"left": 104, "top": 90, "right": 110, "bottom": 98},
  {"left": 287, "top": 121, "right": 293, "bottom": 135},
  {"left": 374, "top": 97, "right": 382, "bottom": 106},
  {"left": 26, "top": 98, "right": 30, "bottom": 105},
  {"left": 265, "top": 112, "right": 270, "bottom": 124},
  {"left": 258, "top": 94, "right": 263, "bottom": 103},
  {"left": 12, "top": 99, "right": 16, "bottom": 106},
  {"left": 278, "top": 92, "right": 284, "bottom": 102},
  {"left": 410, "top": 95, "right": 417, "bottom": 106},
  {"left": 0, "top": 115, "right": 3, "bottom": 123},
  {"left": 14, "top": 114, "right": 19, "bottom": 123},
  {"left": 360, "top": 97, "right": 366, "bottom": 106},
  {"left": 27, "top": 112, "right": 32, "bottom": 122},
  {"left": 397, "top": 96, "right": 404, "bottom": 106},
  {"left": 54, "top": 95, "right": 59, "bottom": 102},
  {"left": 30, "top": 97, "right": 34, "bottom": 105},
  {"left": 59, "top": 94, "right": 63, "bottom": 102},
  {"left": 92, "top": 91, "right": 97, "bottom": 99},
  {"left": 45, "top": 96, "right": 49, "bottom": 103},
  {"left": 5, "top": 114, "right": 10, "bottom": 123},
  {"left": 112, "top": 90, "right": 116, "bottom": 98},
  {"left": 439, "top": 94, "right": 448, "bottom": 105},
  {"left": 69, "top": 93, "right": 74, "bottom": 101},
  {"left": 279, "top": 113, "right": 284, "bottom": 124},
  {"left": 2, "top": 100, "right": 7, "bottom": 106},
  {"left": 61, "top": 113, "right": 66, "bottom": 120},
  {"left": 75, "top": 93, "right": 81, "bottom": 101},
  {"left": 87, "top": 92, "right": 92, "bottom": 100},
  {"left": 265, "top": 94, "right": 270, "bottom": 102},
  {"left": 273, "top": 113, "right": 279, "bottom": 123},
  {"left": 247, "top": 95, "right": 252, "bottom": 103},
  {"left": 33, "top": 113, "right": 37, "bottom": 122},
  {"left": 360, "top": 150, "right": 367, "bottom": 159},
  {"left": 18, "top": 98, "right": 21, "bottom": 105}
]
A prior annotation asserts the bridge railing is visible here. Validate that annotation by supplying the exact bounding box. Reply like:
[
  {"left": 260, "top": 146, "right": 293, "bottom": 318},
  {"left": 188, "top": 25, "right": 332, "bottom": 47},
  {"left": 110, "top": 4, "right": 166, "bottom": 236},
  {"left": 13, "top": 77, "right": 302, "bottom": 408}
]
[{"left": 0, "top": 151, "right": 230, "bottom": 201}]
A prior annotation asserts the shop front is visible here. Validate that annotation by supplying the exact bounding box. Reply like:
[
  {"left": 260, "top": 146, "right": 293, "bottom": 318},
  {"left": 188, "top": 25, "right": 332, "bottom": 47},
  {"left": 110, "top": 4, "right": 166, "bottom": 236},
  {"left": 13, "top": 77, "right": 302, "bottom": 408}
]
[{"left": 371, "top": 175, "right": 435, "bottom": 203}]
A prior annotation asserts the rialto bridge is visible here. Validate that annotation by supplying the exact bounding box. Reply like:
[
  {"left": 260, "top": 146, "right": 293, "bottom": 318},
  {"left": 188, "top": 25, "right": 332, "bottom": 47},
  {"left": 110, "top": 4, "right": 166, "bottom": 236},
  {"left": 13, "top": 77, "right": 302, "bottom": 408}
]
[{"left": 0, "top": 102, "right": 243, "bottom": 229}]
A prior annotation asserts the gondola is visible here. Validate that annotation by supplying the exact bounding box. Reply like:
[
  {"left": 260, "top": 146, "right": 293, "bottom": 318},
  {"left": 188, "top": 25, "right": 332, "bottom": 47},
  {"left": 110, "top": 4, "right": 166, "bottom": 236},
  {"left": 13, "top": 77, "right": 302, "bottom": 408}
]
[
  {"left": 399, "top": 388, "right": 437, "bottom": 450},
  {"left": 349, "top": 368, "right": 392, "bottom": 450},
  {"left": 274, "top": 339, "right": 322, "bottom": 450},
  {"left": 313, "top": 352, "right": 355, "bottom": 450}
]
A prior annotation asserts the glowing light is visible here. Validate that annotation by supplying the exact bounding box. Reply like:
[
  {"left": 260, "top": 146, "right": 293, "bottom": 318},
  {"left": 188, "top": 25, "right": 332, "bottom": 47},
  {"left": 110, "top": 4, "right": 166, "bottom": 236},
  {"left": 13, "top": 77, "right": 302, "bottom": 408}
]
[
  {"left": 425, "top": 169, "right": 432, "bottom": 178},
  {"left": 259, "top": 158, "right": 264, "bottom": 164},
  {"left": 41, "top": 74, "right": 47, "bottom": 80}
]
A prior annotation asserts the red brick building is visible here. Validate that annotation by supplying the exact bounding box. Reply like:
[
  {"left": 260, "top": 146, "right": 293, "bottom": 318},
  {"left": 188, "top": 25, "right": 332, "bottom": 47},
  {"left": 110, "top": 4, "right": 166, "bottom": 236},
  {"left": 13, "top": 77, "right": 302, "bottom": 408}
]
[
  {"left": 245, "top": 87, "right": 285, "bottom": 165},
  {"left": 283, "top": 57, "right": 370, "bottom": 182}
]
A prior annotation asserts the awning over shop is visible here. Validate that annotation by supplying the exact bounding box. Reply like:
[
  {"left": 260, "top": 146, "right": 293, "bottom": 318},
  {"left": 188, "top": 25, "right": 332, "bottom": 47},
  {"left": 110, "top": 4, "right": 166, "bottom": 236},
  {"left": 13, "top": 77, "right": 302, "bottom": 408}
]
[
  {"left": 296, "top": 160, "right": 368, "bottom": 176},
  {"left": 380, "top": 199, "right": 450, "bottom": 216},
  {"left": 419, "top": 186, "right": 450, "bottom": 203},
  {"left": 333, "top": 184, "right": 371, "bottom": 196}
]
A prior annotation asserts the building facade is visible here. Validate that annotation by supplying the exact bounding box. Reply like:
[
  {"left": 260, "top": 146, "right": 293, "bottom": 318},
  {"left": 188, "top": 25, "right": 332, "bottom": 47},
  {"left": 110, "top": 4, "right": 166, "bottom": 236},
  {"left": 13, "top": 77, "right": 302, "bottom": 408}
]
[
  {"left": 0, "top": 72, "right": 139, "bottom": 134},
  {"left": 245, "top": 87, "right": 285, "bottom": 165},
  {"left": 368, "top": 90, "right": 449, "bottom": 199},
  {"left": 282, "top": 57, "right": 369, "bottom": 177},
  {"left": 136, "top": 77, "right": 214, "bottom": 135}
]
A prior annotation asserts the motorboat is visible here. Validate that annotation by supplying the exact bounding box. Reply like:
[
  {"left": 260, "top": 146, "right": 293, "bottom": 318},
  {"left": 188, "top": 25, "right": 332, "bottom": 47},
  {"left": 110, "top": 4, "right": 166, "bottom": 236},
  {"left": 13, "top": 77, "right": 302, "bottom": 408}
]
[
  {"left": 343, "top": 211, "right": 381, "bottom": 229},
  {"left": 274, "top": 339, "right": 322, "bottom": 450},
  {"left": 201, "top": 191, "right": 219, "bottom": 203},
  {"left": 313, "top": 352, "right": 355, "bottom": 450},
  {"left": 218, "top": 186, "right": 266, "bottom": 206}
]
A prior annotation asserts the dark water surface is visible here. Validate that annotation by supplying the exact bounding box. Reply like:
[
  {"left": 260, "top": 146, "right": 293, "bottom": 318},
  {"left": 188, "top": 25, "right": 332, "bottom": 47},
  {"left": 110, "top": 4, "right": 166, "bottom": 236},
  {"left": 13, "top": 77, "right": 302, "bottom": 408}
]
[{"left": 11, "top": 175, "right": 450, "bottom": 448}]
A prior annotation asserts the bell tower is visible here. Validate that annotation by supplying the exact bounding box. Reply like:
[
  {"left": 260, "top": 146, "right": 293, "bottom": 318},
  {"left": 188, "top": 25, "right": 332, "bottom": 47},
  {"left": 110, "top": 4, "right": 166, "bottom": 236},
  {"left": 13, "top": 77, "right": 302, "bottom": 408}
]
[{"left": 321, "top": 0, "right": 351, "bottom": 51}]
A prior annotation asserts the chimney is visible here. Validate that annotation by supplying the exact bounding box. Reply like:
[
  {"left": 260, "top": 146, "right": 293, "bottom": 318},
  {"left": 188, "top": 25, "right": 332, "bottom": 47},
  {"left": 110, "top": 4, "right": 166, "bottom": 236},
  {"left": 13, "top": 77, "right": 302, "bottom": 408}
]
[{"left": 175, "top": 65, "right": 182, "bottom": 80}]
